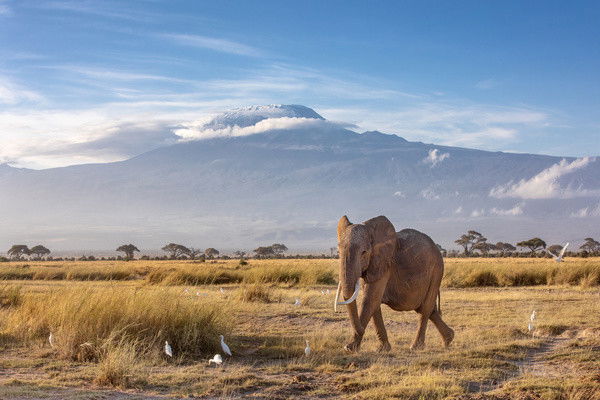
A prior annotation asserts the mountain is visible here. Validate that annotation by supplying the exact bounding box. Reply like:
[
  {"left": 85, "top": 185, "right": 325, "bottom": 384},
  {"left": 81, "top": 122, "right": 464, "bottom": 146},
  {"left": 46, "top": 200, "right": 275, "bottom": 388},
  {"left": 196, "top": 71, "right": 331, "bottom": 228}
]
[{"left": 1, "top": 105, "right": 599, "bottom": 253}]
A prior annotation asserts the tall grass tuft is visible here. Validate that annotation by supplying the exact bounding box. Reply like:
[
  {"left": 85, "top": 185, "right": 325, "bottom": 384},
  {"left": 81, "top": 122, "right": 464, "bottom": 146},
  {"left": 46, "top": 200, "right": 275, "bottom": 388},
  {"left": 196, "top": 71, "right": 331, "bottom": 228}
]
[
  {"left": 235, "top": 283, "right": 275, "bottom": 303},
  {"left": 4, "top": 287, "right": 232, "bottom": 361},
  {"left": 0, "top": 285, "right": 22, "bottom": 308}
]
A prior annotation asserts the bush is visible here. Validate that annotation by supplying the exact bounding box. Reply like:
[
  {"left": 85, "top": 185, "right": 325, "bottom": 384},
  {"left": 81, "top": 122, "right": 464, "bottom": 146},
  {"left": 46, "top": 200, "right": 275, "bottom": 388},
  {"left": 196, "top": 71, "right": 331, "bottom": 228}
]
[
  {"left": 5, "top": 287, "right": 232, "bottom": 361},
  {"left": 235, "top": 283, "right": 274, "bottom": 303}
]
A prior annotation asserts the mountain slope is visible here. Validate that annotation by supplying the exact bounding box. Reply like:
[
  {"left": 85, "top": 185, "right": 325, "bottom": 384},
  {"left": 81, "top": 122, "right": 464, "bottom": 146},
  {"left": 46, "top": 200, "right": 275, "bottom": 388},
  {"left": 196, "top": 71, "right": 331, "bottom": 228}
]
[{"left": 1, "top": 106, "right": 599, "bottom": 252}]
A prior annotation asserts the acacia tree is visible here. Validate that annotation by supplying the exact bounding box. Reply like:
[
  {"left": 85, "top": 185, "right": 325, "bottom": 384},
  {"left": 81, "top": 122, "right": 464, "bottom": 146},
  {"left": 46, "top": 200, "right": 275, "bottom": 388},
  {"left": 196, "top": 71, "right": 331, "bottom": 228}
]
[
  {"left": 454, "top": 231, "right": 487, "bottom": 255},
  {"left": 234, "top": 250, "right": 247, "bottom": 259},
  {"left": 204, "top": 248, "right": 220, "bottom": 259},
  {"left": 254, "top": 246, "right": 275, "bottom": 258},
  {"left": 7, "top": 245, "right": 30, "bottom": 260},
  {"left": 473, "top": 241, "right": 496, "bottom": 255},
  {"left": 271, "top": 243, "right": 288, "bottom": 257},
  {"left": 580, "top": 237, "right": 600, "bottom": 254},
  {"left": 161, "top": 243, "right": 191, "bottom": 259},
  {"left": 188, "top": 248, "right": 203, "bottom": 260},
  {"left": 30, "top": 245, "right": 51, "bottom": 259},
  {"left": 116, "top": 244, "right": 140, "bottom": 260},
  {"left": 517, "top": 238, "right": 546, "bottom": 254},
  {"left": 495, "top": 242, "right": 516, "bottom": 255}
]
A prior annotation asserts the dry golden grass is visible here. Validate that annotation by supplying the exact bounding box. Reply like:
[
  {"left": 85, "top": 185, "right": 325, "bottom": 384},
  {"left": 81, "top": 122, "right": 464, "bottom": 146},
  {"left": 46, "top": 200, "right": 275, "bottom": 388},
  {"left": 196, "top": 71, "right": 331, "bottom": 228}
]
[{"left": 0, "top": 258, "right": 599, "bottom": 399}]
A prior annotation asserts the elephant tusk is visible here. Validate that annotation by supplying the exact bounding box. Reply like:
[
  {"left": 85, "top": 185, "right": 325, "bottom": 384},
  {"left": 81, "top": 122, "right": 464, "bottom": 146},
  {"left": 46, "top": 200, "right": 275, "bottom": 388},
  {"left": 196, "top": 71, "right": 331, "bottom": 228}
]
[
  {"left": 334, "top": 282, "right": 341, "bottom": 312},
  {"left": 337, "top": 281, "right": 360, "bottom": 305}
]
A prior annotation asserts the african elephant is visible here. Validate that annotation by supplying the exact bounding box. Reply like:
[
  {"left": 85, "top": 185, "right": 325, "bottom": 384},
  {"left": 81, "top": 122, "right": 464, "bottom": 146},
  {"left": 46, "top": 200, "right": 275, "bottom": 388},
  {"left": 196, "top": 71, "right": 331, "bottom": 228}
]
[{"left": 334, "top": 215, "right": 454, "bottom": 352}]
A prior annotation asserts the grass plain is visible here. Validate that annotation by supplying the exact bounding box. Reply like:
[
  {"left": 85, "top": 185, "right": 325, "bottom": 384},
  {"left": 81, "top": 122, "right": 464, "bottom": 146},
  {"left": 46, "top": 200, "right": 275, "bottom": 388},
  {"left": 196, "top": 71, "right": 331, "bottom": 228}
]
[{"left": 0, "top": 258, "right": 599, "bottom": 399}]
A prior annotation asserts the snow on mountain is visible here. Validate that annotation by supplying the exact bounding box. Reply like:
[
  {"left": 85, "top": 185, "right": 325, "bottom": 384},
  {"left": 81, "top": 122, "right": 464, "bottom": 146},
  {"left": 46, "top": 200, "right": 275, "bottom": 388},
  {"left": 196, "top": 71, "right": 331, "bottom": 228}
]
[{"left": 1, "top": 105, "right": 599, "bottom": 252}]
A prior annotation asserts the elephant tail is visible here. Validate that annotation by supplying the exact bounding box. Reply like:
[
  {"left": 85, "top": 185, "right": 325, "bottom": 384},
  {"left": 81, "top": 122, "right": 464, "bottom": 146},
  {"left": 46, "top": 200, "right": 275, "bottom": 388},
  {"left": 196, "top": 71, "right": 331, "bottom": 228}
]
[{"left": 437, "top": 291, "right": 442, "bottom": 316}]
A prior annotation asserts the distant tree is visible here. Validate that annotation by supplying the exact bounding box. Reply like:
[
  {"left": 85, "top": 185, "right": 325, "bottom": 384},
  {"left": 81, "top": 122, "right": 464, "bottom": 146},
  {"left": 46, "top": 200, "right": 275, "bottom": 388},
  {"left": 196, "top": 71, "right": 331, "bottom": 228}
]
[
  {"left": 254, "top": 246, "right": 275, "bottom": 258},
  {"left": 234, "top": 250, "right": 247, "bottom": 259},
  {"left": 329, "top": 247, "right": 338, "bottom": 258},
  {"left": 188, "top": 248, "right": 203, "bottom": 260},
  {"left": 495, "top": 242, "right": 516, "bottom": 253},
  {"left": 472, "top": 241, "right": 496, "bottom": 255},
  {"left": 161, "top": 243, "right": 191, "bottom": 259},
  {"left": 454, "top": 230, "right": 487, "bottom": 255},
  {"left": 580, "top": 237, "right": 600, "bottom": 253},
  {"left": 204, "top": 248, "right": 220, "bottom": 259},
  {"left": 271, "top": 243, "right": 288, "bottom": 257},
  {"left": 29, "top": 245, "right": 51, "bottom": 259},
  {"left": 8, "top": 245, "right": 30, "bottom": 260},
  {"left": 116, "top": 244, "right": 139, "bottom": 260},
  {"left": 517, "top": 238, "right": 546, "bottom": 254}
]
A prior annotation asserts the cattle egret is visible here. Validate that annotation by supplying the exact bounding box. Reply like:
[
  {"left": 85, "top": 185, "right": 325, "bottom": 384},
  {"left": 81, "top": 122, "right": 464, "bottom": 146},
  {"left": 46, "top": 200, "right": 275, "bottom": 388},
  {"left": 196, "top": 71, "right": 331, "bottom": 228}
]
[
  {"left": 220, "top": 288, "right": 225, "bottom": 294},
  {"left": 220, "top": 335, "right": 232, "bottom": 356},
  {"left": 304, "top": 340, "right": 311, "bottom": 356},
  {"left": 209, "top": 354, "right": 223, "bottom": 365},
  {"left": 326, "top": 289, "right": 330, "bottom": 295},
  {"left": 294, "top": 298, "right": 301, "bottom": 306},
  {"left": 528, "top": 323, "right": 534, "bottom": 333},
  {"left": 530, "top": 310, "right": 537, "bottom": 322},
  {"left": 164, "top": 341, "right": 173, "bottom": 357},
  {"left": 544, "top": 243, "right": 569, "bottom": 262},
  {"left": 48, "top": 332, "right": 55, "bottom": 348}
]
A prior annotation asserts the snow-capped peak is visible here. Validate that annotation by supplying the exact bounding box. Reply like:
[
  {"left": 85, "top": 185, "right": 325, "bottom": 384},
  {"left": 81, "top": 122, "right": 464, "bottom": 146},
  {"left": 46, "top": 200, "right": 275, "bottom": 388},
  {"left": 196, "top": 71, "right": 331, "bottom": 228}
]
[{"left": 202, "top": 104, "right": 324, "bottom": 130}]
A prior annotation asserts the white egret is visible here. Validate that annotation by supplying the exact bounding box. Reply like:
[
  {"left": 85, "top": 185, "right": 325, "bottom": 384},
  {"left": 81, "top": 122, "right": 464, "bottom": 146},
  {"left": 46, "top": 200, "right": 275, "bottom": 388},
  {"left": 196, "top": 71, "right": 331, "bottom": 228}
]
[
  {"left": 326, "top": 289, "right": 330, "bottom": 295},
  {"left": 48, "top": 332, "right": 55, "bottom": 348},
  {"left": 528, "top": 322, "right": 534, "bottom": 333},
  {"left": 220, "top": 335, "right": 232, "bottom": 356},
  {"left": 220, "top": 288, "right": 225, "bottom": 294},
  {"left": 544, "top": 243, "right": 569, "bottom": 262},
  {"left": 209, "top": 354, "right": 223, "bottom": 365},
  {"left": 304, "top": 340, "right": 311, "bottom": 356},
  {"left": 530, "top": 310, "right": 537, "bottom": 322},
  {"left": 294, "top": 298, "right": 301, "bottom": 306},
  {"left": 164, "top": 341, "right": 173, "bottom": 357}
]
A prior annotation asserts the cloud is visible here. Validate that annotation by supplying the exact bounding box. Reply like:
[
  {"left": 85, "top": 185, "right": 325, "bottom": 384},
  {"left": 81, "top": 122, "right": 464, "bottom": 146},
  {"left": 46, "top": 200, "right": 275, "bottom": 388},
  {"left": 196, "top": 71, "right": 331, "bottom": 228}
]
[
  {"left": 490, "top": 203, "right": 524, "bottom": 216},
  {"left": 174, "top": 117, "right": 339, "bottom": 141},
  {"left": 470, "top": 209, "right": 485, "bottom": 217},
  {"left": 0, "top": 77, "right": 43, "bottom": 105},
  {"left": 571, "top": 203, "right": 600, "bottom": 218},
  {"left": 490, "top": 157, "right": 596, "bottom": 199},
  {"left": 423, "top": 148, "right": 450, "bottom": 167},
  {"left": 421, "top": 187, "right": 440, "bottom": 200},
  {"left": 475, "top": 79, "right": 500, "bottom": 90},
  {"left": 454, "top": 206, "right": 463, "bottom": 214},
  {"left": 160, "top": 33, "right": 261, "bottom": 57},
  {"left": 393, "top": 191, "right": 406, "bottom": 198},
  {"left": 0, "top": 4, "right": 10, "bottom": 16}
]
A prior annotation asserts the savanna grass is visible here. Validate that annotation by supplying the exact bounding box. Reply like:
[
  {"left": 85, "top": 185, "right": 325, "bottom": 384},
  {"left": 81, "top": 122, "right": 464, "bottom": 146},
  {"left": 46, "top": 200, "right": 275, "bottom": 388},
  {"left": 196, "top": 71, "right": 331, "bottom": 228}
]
[{"left": 3, "top": 286, "right": 232, "bottom": 362}]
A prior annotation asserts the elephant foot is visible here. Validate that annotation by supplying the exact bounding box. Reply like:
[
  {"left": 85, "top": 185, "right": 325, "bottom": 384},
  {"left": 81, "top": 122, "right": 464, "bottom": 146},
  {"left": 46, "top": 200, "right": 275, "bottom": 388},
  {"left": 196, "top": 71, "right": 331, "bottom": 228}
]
[
  {"left": 443, "top": 329, "right": 455, "bottom": 347},
  {"left": 410, "top": 341, "right": 425, "bottom": 351},
  {"left": 344, "top": 341, "right": 361, "bottom": 353},
  {"left": 378, "top": 342, "right": 391, "bottom": 352}
]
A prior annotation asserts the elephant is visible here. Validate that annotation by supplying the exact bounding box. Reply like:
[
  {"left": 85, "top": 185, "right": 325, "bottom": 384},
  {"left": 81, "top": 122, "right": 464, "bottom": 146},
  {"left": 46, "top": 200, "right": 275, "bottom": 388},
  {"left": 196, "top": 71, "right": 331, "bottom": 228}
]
[{"left": 334, "top": 215, "right": 454, "bottom": 352}]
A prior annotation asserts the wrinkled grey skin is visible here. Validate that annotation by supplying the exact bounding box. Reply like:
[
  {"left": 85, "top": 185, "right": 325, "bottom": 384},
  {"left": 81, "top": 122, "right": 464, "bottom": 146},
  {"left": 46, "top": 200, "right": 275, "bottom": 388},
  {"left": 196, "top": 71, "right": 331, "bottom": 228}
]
[{"left": 337, "top": 215, "right": 454, "bottom": 352}]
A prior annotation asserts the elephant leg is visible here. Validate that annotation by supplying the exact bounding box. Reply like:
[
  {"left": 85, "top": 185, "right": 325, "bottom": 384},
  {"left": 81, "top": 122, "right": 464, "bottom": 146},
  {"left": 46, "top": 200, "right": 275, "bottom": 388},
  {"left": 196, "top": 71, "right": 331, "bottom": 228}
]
[
  {"left": 430, "top": 310, "right": 454, "bottom": 347},
  {"left": 345, "top": 280, "right": 387, "bottom": 352},
  {"left": 372, "top": 306, "right": 391, "bottom": 352},
  {"left": 411, "top": 311, "right": 430, "bottom": 350}
]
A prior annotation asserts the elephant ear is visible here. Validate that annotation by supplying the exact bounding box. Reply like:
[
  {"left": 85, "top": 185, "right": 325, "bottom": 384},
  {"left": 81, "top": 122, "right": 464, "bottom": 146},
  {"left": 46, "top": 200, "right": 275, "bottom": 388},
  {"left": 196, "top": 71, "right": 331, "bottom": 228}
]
[
  {"left": 337, "top": 215, "right": 352, "bottom": 241},
  {"left": 363, "top": 216, "right": 397, "bottom": 283}
]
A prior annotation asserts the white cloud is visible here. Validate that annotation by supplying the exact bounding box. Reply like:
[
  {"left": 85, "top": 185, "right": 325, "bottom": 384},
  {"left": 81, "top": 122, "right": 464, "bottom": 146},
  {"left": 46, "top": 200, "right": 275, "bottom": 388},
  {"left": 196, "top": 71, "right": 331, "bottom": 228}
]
[
  {"left": 571, "top": 203, "right": 600, "bottom": 218},
  {"left": 475, "top": 79, "right": 499, "bottom": 90},
  {"left": 422, "top": 148, "right": 449, "bottom": 167},
  {"left": 421, "top": 187, "right": 440, "bottom": 200},
  {"left": 160, "top": 33, "right": 261, "bottom": 57},
  {"left": 454, "top": 206, "right": 463, "bottom": 214},
  {"left": 393, "top": 191, "right": 406, "bottom": 198},
  {"left": 0, "top": 77, "right": 43, "bottom": 105},
  {"left": 174, "top": 117, "right": 337, "bottom": 141},
  {"left": 490, "top": 203, "right": 524, "bottom": 216},
  {"left": 470, "top": 209, "right": 485, "bottom": 217},
  {"left": 490, "top": 157, "right": 596, "bottom": 199}
]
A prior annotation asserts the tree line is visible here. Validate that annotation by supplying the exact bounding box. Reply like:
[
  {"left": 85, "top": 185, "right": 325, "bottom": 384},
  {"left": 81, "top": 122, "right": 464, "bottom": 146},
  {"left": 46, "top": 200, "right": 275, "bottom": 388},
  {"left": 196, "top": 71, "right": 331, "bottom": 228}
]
[
  {"left": 3, "top": 237, "right": 600, "bottom": 261},
  {"left": 447, "top": 232, "right": 600, "bottom": 257}
]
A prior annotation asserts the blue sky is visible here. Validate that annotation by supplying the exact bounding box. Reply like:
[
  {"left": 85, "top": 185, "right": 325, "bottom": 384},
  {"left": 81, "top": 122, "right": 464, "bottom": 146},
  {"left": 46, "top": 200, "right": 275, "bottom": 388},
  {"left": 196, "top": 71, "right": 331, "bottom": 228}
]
[{"left": 1, "top": 0, "right": 599, "bottom": 168}]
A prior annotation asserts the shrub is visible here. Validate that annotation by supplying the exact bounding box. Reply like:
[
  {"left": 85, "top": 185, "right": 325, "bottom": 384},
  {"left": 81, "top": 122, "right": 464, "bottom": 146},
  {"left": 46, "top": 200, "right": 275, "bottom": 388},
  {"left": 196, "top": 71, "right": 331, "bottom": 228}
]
[
  {"left": 235, "top": 283, "right": 274, "bottom": 303},
  {"left": 5, "top": 287, "right": 232, "bottom": 361}
]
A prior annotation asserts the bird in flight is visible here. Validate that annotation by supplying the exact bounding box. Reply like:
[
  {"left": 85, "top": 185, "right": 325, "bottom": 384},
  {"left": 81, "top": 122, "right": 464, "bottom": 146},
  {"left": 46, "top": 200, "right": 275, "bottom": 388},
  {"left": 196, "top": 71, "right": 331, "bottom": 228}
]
[{"left": 544, "top": 243, "right": 569, "bottom": 262}]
